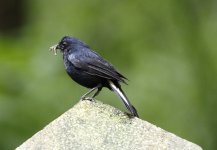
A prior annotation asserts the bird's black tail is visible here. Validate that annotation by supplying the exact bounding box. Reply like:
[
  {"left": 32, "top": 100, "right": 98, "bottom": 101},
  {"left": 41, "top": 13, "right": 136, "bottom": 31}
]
[{"left": 108, "top": 80, "right": 139, "bottom": 118}]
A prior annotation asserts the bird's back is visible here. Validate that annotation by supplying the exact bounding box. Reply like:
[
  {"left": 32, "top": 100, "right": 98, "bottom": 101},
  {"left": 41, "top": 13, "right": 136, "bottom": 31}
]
[{"left": 64, "top": 45, "right": 127, "bottom": 88}]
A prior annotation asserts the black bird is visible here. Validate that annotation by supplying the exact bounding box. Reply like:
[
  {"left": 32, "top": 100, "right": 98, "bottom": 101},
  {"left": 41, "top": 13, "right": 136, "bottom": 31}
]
[{"left": 50, "top": 36, "right": 139, "bottom": 117}]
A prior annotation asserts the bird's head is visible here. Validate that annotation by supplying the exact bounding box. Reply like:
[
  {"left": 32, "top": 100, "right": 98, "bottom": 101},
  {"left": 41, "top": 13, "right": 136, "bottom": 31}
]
[{"left": 50, "top": 36, "right": 88, "bottom": 55}]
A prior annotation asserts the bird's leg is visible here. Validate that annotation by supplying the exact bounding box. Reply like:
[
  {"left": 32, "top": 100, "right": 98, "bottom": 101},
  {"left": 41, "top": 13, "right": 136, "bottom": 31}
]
[
  {"left": 80, "top": 84, "right": 102, "bottom": 101},
  {"left": 91, "top": 87, "right": 102, "bottom": 98},
  {"left": 80, "top": 87, "right": 98, "bottom": 101}
]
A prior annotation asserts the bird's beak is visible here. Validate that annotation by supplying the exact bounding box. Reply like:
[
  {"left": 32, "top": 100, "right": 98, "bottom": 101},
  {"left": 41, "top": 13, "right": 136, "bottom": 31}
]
[{"left": 49, "top": 44, "right": 60, "bottom": 55}]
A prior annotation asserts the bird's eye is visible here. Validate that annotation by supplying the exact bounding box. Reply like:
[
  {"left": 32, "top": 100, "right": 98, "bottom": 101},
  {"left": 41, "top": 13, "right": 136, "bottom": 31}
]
[{"left": 62, "top": 42, "right": 67, "bottom": 45}]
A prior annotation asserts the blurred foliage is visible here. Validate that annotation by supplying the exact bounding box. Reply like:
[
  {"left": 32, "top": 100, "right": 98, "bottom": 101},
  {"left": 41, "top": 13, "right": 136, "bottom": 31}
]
[{"left": 0, "top": 0, "right": 217, "bottom": 149}]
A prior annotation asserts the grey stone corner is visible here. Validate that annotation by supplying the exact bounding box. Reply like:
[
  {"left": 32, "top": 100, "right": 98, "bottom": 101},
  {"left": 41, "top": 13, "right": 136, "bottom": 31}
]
[{"left": 16, "top": 100, "right": 202, "bottom": 150}]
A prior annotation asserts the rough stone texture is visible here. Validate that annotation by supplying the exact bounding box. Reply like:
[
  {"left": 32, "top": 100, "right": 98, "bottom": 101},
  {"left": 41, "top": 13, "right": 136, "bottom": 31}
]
[{"left": 16, "top": 100, "right": 202, "bottom": 150}]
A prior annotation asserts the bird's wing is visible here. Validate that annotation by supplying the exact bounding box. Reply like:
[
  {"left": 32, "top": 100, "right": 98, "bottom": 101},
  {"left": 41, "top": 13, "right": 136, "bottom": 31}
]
[{"left": 67, "top": 52, "right": 127, "bottom": 84}]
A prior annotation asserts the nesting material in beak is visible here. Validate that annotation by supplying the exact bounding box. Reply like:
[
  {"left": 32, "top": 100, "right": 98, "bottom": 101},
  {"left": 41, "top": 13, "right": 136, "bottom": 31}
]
[{"left": 49, "top": 44, "right": 58, "bottom": 55}]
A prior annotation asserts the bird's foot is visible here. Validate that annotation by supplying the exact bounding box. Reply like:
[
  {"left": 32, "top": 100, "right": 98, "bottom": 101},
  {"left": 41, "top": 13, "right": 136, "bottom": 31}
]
[{"left": 80, "top": 97, "right": 95, "bottom": 102}]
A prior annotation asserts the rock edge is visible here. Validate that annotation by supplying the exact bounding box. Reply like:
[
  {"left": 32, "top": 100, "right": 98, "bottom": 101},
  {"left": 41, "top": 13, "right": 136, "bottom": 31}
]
[{"left": 16, "top": 100, "right": 202, "bottom": 150}]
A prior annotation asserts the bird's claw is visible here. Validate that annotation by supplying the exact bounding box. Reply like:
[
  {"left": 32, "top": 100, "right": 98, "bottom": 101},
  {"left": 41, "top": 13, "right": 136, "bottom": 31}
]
[
  {"left": 80, "top": 97, "right": 95, "bottom": 102},
  {"left": 49, "top": 44, "right": 58, "bottom": 55}
]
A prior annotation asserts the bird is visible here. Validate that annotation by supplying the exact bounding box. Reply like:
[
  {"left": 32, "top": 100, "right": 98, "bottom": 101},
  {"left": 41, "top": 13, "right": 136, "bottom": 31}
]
[{"left": 50, "top": 36, "right": 139, "bottom": 117}]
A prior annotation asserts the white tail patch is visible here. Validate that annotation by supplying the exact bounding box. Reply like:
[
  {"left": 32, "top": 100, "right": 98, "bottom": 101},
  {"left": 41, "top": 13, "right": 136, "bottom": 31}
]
[{"left": 108, "top": 80, "right": 131, "bottom": 108}]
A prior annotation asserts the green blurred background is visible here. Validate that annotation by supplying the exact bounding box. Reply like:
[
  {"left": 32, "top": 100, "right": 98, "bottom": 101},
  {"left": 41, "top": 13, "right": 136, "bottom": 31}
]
[{"left": 0, "top": 0, "right": 217, "bottom": 149}]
